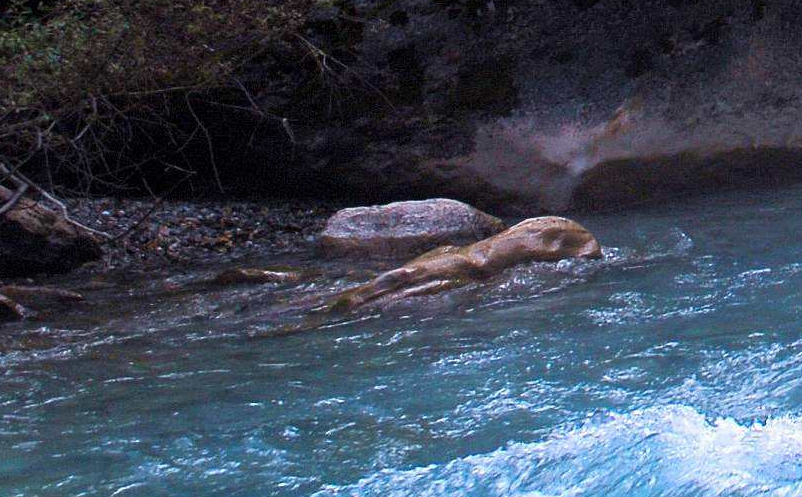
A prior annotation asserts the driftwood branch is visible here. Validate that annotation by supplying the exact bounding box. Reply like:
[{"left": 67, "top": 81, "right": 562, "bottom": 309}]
[
  {"left": 0, "top": 162, "right": 112, "bottom": 240},
  {"left": 0, "top": 159, "right": 32, "bottom": 215},
  {"left": 0, "top": 182, "right": 28, "bottom": 216}
]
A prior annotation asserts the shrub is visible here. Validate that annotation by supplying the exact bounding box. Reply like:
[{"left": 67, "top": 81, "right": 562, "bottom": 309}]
[{"left": 0, "top": 0, "right": 318, "bottom": 194}]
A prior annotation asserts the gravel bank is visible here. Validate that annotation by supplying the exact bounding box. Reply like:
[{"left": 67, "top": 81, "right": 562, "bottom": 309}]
[{"left": 66, "top": 197, "right": 342, "bottom": 273}]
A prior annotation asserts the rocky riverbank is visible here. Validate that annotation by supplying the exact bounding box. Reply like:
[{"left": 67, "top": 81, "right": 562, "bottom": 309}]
[
  {"left": 61, "top": 197, "right": 341, "bottom": 274},
  {"left": 6, "top": 1, "right": 802, "bottom": 257},
  {"left": 0, "top": 195, "right": 607, "bottom": 328},
  {"left": 0, "top": 196, "right": 341, "bottom": 320}
]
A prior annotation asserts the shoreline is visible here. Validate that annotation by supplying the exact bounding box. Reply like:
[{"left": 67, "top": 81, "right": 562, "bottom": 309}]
[{"left": 58, "top": 197, "right": 342, "bottom": 277}]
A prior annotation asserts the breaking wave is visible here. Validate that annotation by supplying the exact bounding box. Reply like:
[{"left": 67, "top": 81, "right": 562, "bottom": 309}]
[{"left": 317, "top": 405, "right": 802, "bottom": 497}]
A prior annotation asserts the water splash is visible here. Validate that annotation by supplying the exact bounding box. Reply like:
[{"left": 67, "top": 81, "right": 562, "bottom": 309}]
[{"left": 317, "top": 405, "right": 802, "bottom": 497}]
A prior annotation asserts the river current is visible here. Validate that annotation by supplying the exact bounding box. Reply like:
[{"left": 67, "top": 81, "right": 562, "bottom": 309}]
[{"left": 3, "top": 185, "right": 802, "bottom": 496}]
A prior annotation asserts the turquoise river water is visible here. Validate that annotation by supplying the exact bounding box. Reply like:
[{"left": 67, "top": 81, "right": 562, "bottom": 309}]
[{"left": 3, "top": 185, "right": 802, "bottom": 496}]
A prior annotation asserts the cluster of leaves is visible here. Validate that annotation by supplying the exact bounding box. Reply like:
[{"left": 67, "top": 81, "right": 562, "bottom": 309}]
[{"left": 0, "top": 0, "right": 317, "bottom": 194}]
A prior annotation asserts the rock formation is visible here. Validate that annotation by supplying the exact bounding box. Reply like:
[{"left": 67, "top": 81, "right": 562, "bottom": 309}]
[
  {"left": 330, "top": 216, "right": 601, "bottom": 311},
  {"left": 319, "top": 199, "right": 505, "bottom": 258}
]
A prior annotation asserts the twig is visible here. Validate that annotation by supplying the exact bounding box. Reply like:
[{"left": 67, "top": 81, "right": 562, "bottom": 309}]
[
  {"left": 185, "top": 92, "right": 225, "bottom": 193},
  {"left": 293, "top": 34, "right": 396, "bottom": 111},
  {"left": 282, "top": 118, "right": 296, "bottom": 145},
  {"left": 232, "top": 79, "right": 297, "bottom": 144},
  {"left": 105, "top": 172, "right": 194, "bottom": 244}
]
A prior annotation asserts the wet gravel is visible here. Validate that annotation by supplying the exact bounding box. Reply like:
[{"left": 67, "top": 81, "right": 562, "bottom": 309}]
[{"left": 66, "top": 197, "right": 342, "bottom": 272}]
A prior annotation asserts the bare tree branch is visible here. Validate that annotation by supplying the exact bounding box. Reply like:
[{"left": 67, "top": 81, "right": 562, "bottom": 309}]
[{"left": 185, "top": 92, "right": 224, "bottom": 193}]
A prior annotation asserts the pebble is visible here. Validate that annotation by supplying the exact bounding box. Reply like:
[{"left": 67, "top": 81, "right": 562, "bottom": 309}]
[{"left": 66, "top": 198, "right": 341, "bottom": 272}]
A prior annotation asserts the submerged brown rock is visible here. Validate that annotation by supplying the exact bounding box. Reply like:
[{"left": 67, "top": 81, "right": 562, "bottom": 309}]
[
  {"left": 0, "top": 286, "right": 84, "bottom": 310},
  {"left": 0, "top": 286, "right": 84, "bottom": 321},
  {"left": 0, "top": 186, "right": 102, "bottom": 276},
  {"left": 0, "top": 294, "right": 29, "bottom": 322},
  {"left": 319, "top": 199, "right": 506, "bottom": 259},
  {"left": 211, "top": 267, "right": 302, "bottom": 286},
  {"left": 329, "top": 216, "right": 601, "bottom": 312}
]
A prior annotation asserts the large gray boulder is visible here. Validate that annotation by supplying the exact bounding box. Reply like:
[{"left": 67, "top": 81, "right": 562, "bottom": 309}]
[
  {"left": 0, "top": 186, "right": 102, "bottom": 276},
  {"left": 318, "top": 198, "right": 506, "bottom": 258}
]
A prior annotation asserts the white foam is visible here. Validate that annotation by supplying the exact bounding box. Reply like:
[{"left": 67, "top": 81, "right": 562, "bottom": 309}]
[{"left": 316, "top": 405, "right": 802, "bottom": 497}]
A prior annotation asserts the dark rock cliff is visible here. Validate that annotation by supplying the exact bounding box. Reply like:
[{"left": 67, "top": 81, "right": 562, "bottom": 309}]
[{"left": 228, "top": 0, "right": 802, "bottom": 214}]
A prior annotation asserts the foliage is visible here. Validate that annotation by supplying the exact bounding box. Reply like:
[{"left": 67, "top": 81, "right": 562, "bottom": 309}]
[{"left": 0, "top": 0, "right": 319, "bottom": 194}]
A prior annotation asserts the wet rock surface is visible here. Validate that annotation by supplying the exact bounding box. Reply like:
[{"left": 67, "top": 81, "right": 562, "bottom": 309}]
[
  {"left": 210, "top": 268, "right": 303, "bottom": 287},
  {"left": 0, "top": 286, "right": 84, "bottom": 321},
  {"left": 0, "top": 186, "right": 102, "bottom": 277},
  {"left": 0, "top": 286, "right": 84, "bottom": 310},
  {"left": 319, "top": 199, "right": 505, "bottom": 259},
  {"left": 330, "top": 216, "right": 601, "bottom": 312},
  {"left": 572, "top": 148, "right": 802, "bottom": 211},
  {"left": 0, "top": 294, "right": 29, "bottom": 322}
]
